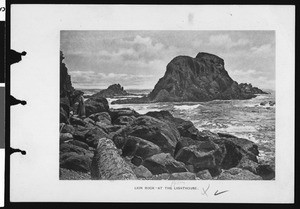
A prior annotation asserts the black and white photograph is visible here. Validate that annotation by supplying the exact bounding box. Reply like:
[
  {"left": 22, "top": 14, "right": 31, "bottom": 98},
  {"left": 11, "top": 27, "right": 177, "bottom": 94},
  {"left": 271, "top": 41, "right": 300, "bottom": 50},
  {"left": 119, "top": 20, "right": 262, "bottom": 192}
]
[
  {"left": 59, "top": 30, "right": 276, "bottom": 181},
  {"left": 10, "top": 5, "right": 294, "bottom": 203}
]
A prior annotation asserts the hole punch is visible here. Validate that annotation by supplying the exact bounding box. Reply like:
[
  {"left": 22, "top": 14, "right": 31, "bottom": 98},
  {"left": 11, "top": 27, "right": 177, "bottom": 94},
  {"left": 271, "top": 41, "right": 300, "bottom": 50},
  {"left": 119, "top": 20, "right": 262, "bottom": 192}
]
[
  {"left": 9, "top": 49, "right": 27, "bottom": 65},
  {"left": 9, "top": 95, "right": 27, "bottom": 106},
  {"left": 9, "top": 147, "right": 26, "bottom": 155}
]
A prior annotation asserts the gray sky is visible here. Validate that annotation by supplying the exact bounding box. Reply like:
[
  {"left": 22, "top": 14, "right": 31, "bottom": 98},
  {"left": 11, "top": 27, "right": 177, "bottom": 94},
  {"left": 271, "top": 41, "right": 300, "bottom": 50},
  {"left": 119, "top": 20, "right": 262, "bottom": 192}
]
[{"left": 61, "top": 31, "right": 275, "bottom": 90}]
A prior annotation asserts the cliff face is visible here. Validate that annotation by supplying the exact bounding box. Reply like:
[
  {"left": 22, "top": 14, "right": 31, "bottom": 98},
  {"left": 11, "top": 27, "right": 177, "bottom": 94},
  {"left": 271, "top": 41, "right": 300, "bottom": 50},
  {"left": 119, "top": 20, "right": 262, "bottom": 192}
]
[
  {"left": 91, "top": 84, "right": 129, "bottom": 98},
  {"left": 60, "top": 51, "right": 75, "bottom": 98},
  {"left": 148, "top": 52, "right": 264, "bottom": 102}
]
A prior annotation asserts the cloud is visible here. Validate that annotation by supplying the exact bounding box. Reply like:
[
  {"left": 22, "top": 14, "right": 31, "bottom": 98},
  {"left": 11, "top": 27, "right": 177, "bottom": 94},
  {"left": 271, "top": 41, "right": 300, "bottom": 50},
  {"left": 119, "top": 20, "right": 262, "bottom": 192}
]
[
  {"left": 250, "top": 44, "right": 272, "bottom": 55},
  {"left": 208, "top": 34, "right": 250, "bottom": 49},
  {"left": 69, "top": 71, "right": 154, "bottom": 88}
]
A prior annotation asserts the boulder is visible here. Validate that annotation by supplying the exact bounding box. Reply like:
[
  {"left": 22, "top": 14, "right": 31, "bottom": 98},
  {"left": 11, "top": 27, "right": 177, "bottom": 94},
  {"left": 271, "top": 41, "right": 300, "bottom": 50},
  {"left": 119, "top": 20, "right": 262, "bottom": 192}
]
[
  {"left": 114, "top": 116, "right": 135, "bottom": 125},
  {"left": 237, "top": 157, "right": 259, "bottom": 174},
  {"left": 132, "top": 165, "right": 153, "bottom": 179},
  {"left": 256, "top": 164, "right": 275, "bottom": 180},
  {"left": 60, "top": 124, "right": 75, "bottom": 135},
  {"left": 216, "top": 168, "right": 262, "bottom": 180},
  {"left": 60, "top": 143, "right": 93, "bottom": 158},
  {"left": 60, "top": 152, "right": 91, "bottom": 173},
  {"left": 146, "top": 110, "right": 210, "bottom": 141},
  {"left": 116, "top": 136, "right": 162, "bottom": 160},
  {"left": 60, "top": 133, "right": 73, "bottom": 143},
  {"left": 89, "top": 112, "right": 111, "bottom": 125},
  {"left": 169, "top": 172, "right": 197, "bottom": 180},
  {"left": 59, "top": 168, "right": 91, "bottom": 180},
  {"left": 91, "top": 138, "right": 137, "bottom": 180},
  {"left": 73, "top": 126, "right": 91, "bottom": 142},
  {"left": 212, "top": 136, "right": 259, "bottom": 169},
  {"left": 109, "top": 108, "right": 140, "bottom": 123},
  {"left": 70, "top": 116, "right": 86, "bottom": 127},
  {"left": 196, "top": 170, "right": 213, "bottom": 180},
  {"left": 143, "top": 153, "right": 188, "bottom": 175},
  {"left": 174, "top": 137, "right": 225, "bottom": 173},
  {"left": 100, "top": 125, "right": 125, "bottom": 134},
  {"left": 85, "top": 127, "right": 108, "bottom": 148},
  {"left": 113, "top": 116, "right": 180, "bottom": 155},
  {"left": 83, "top": 117, "right": 96, "bottom": 125},
  {"left": 150, "top": 173, "right": 171, "bottom": 180},
  {"left": 60, "top": 107, "right": 69, "bottom": 124},
  {"left": 85, "top": 97, "right": 109, "bottom": 117},
  {"left": 68, "top": 140, "right": 90, "bottom": 150}
]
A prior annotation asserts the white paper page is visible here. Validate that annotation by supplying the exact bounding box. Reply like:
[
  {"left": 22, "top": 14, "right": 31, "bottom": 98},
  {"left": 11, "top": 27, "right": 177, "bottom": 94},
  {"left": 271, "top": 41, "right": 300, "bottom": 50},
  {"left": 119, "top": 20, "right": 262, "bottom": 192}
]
[{"left": 10, "top": 5, "right": 294, "bottom": 203}]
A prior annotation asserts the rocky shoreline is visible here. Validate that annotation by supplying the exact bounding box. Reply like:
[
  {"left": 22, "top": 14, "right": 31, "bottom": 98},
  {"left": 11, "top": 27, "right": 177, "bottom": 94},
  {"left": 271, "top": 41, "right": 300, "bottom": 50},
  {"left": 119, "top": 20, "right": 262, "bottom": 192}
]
[
  {"left": 60, "top": 96, "right": 275, "bottom": 180},
  {"left": 59, "top": 51, "right": 274, "bottom": 180}
]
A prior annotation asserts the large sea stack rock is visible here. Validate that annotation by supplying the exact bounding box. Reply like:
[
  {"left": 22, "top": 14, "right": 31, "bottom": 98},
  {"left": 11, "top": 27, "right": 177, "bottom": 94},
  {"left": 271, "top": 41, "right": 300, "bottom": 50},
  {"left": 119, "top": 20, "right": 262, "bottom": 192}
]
[
  {"left": 90, "top": 83, "right": 129, "bottom": 98},
  {"left": 148, "top": 52, "right": 264, "bottom": 102}
]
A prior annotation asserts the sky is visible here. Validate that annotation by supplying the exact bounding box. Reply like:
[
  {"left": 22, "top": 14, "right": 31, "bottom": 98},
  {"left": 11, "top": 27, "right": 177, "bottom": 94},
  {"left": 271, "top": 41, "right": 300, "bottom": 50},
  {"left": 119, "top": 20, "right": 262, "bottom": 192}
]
[{"left": 60, "top": 31, "right": 275, "bottom": 90}]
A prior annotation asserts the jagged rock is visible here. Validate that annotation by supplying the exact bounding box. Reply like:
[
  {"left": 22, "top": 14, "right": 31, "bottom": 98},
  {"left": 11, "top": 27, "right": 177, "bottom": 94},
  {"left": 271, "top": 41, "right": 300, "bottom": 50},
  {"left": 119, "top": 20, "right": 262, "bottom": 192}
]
[
  {"left": 60, "top": 143, "right": 93, "bottom": 158},
  {"left": 237, "top": 157, "right": 259, "bottom": 174},
  {"left": 115, "top": 136, "right": 162, "bottom": 160},
  {"left": 256, "top": 164, "right": 275, "bottom": 180},
  {"left": 70, "top": 116, "right": 87, "bottom": 127},
  {"left": 131, "top": 156, "right": 143, "bottom": 166},
  {"left": 239, "top": 83, "right": 268, "bottom": 95},
  {"left": 68, "top": 140, "right": 90, "bottom": 150},
  {"left": 174, "top": 137, "right": 225, "bottom": 173},
  {"left": 60, "top": 133, "right": 73, "bottom": 143},
  {"left": 60, "top": 124, "right": 75, "bottom": 135},
  {"left": 114, "top": 116, "right": 135, "bottom": 125},
  {"left": 100, "top": 125, "right": 125, "bottom": 134},
  {"left": 90, "top": 84, "right": 129, "bottom": 98},
  {"left": 73, "top": 126, "right": 91, "bottom": 141},
  {"left": 91, "top": 138, "right": 137, "bottom": 180},
  {"left": 85, "top": 97, "right": 109, "bottom": 117},
  {"left": 83, "top": 117, "right": 96, "bottom": 125},
  {"left": 196, "top": 170, "right": 213, "bottom": 180},
  {"left": 109, "top": 108, "right": 140, "bottom": 123},
  {"left": 269, "top": 101, "right": 275, "bottom": 106},
  {"left": 150, "top": 173, "right": 171, "bottom": 180},
  {"left": 60, "top": 107, "right": 69, "bottom": 124},
  {"left": 216, "top": 168, "right": 262, "bottom": 180},
  {"left": 146, "top": 110, "right": 210, "bottom": 141},
  {"left": 59, "top": 168, "right": 91, "bottom": 180},
  {"left": 132, "top": 165, "right": 153, "bottom": 179},
  {"left": 60, "top": 152, "right": 91, "bottom": 173},
  {"left": 112, "top": 116, "right": 181, "bottom": 155},
  {"left": 89, "top": 112, "right": 111, "bottom": 126},
  {"left": 85, "top": 127, "right": 108, "bottom": 148},
  {"left": 169, "top": 172, "right": 197, "bottom": 180},
  {"left": 113, "top": 52, "right": 266, "bottom": 104},
  {"left": 143, "top": 153, "right": 188, "bottom": 175}
]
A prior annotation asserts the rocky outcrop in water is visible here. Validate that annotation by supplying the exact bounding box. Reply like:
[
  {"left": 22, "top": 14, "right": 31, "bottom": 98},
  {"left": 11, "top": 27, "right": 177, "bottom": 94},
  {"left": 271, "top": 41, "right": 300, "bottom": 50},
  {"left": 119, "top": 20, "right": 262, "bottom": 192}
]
[
  {"left": 112, "top": 52, "right": 267, "bottom": 104},
  {"left": 90, "top": 83, "right": 129, "bottom": 99}
]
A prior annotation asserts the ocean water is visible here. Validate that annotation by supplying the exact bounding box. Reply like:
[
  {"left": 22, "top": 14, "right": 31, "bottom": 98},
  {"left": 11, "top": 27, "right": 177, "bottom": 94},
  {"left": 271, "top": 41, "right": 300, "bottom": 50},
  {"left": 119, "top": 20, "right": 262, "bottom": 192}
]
[{"left": 83, "top": 89, "right": 275, "bottom": 168}]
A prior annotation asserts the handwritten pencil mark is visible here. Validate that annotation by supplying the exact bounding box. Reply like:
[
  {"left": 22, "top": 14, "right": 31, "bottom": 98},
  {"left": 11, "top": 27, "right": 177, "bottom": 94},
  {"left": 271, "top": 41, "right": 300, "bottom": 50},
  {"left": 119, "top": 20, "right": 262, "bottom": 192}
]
[
  {"left": 201, "top": 184, "right": 210, "bottom": 196},
  {"left": 214, "top": 190, "right": 229, "bottom": 196}
]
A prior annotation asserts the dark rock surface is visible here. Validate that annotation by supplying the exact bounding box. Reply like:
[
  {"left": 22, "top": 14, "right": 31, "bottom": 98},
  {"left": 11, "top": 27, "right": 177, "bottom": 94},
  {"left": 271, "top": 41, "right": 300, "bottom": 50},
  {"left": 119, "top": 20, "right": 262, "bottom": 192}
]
[
  {"left": 174, "top": 137, "right": 225, "bottom": 173},
  {"left": 112, "top": 116, "right": 181, "bottom": 155},
  {"left": 90, "top": 83, "right": 129, "bottom": 98},
  {"left": 143, "top": 153, "right": 188, "bottom": 175},
  {"left": 216, "top": 168, "right": 262, "bottom": 180},
  {"left": 91, "top": 138, "right": 137, "bottom": 180},
  {"left": 239, "top": 83, "right": 268, "bottom": 95}
]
